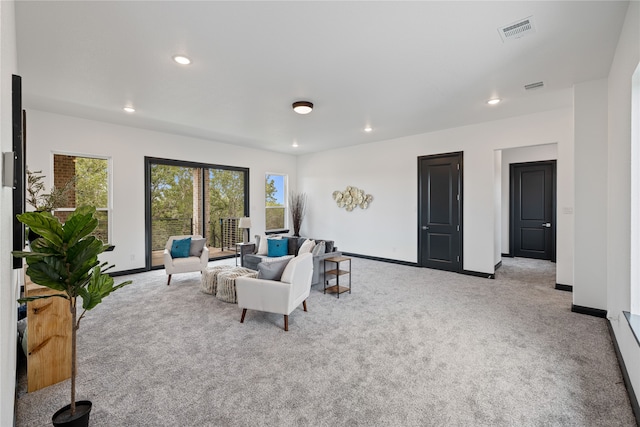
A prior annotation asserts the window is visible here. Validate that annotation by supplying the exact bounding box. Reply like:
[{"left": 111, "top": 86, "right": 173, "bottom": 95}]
[
  {"left": 146, "top": 157, "right": 249, "bottom": 268},
  {"left": 265, "top": 173, "right": 287, "bottom": 231},
  {"left": 53, "top": 154, "right": 110, "bottom": 243}
]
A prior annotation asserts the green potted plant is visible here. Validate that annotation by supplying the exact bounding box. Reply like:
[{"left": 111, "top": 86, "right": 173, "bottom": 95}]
[{"left": 13, "top": 206, "right": 132, "bottom": 427}]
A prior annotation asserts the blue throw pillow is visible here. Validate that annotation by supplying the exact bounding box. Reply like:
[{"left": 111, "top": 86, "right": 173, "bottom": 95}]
[
  {"left": 171, "top": 237, "right": 192, "bottom": 258},
  {"left": 267, "top": 238, "right": 288, "bottom": 257}
]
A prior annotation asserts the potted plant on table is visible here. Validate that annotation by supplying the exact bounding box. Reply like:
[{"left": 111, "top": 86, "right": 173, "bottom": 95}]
[{"left": 13, "top": 206, "right": 132, "bottom": 427}]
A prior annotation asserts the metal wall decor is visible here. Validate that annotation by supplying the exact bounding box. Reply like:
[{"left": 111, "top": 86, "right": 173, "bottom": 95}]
[{"left": 332, "top": 186, "right": 373, "bottom": 211}]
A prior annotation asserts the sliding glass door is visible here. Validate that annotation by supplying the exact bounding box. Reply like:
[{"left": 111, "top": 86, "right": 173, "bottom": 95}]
[{"left": 145, "top": 157, "right": 249, "bottom": 269}]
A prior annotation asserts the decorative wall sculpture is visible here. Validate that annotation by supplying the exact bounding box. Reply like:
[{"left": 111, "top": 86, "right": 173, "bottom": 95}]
[{"left": 332, "top": 186, "right": 373, "bottom": 211}]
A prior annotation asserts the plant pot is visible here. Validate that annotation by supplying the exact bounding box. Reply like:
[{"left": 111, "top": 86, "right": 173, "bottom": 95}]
[{"left": 52, "top": 400, "right": 92, "bottom": 427}]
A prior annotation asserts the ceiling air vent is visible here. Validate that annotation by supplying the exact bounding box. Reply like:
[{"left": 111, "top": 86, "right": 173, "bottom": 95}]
[
  {"left": 524, "top": 81, "right": 544, "bottom": 90},
  {"left": 498, "top": 16, "right": 536, "bottom": 42}
]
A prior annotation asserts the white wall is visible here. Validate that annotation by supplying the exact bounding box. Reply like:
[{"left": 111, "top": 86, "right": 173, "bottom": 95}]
[
  {"left": 633, "top": 63, "right": 640, "bottom": 316},
  {"left": 574, "top": 79, "right": 609, "bottom": 310},
  {"left": 607, "top": 0, "right": 640, "bottom": 408},
  {"left": 298, "top": 108, "right": 573, "bottom": 277},
  {"left": 0, "top": 1, "right": 18, "bottom": 425},
  {"left": 25, "top": 110, "right": 298, "bottom": 272},
  {"left": 499, "top": 143, "right": 558, "bottom": 256}
]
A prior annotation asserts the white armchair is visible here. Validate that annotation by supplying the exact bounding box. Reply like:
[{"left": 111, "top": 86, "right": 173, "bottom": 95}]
[
  {"left": 236, "top": 253, "right": 313, "bottom": 331},
  {"left": 163, "top": 235, "right": 209, "bottom": 286}
]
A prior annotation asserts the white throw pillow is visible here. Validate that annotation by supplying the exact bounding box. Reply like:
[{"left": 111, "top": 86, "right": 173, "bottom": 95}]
[
  {"left": 256, "top": 235, "right": 268, "bottom": 255},
  {"left": 281, "top": 254, "right": 302, "bottom": 284},
  {"left": 189, "top": 238, "right": 206, "bottom": 257},
  {"left": 311, "top": 241, "right": 326, "bottom": 256},
  {"left": 298, "top": 239, "right": 315, "bottom": 254},
  {"left": 257, "top": 235, "right": 281, "bottom": 255}
]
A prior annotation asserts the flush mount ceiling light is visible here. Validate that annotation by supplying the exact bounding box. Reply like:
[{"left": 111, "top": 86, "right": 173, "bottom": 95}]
[
  {"left": 292, "top": 141, "right": 299, "bottom": 148},
  {"left": 172, "top": 55, "right": 191, "bottom": 65},
  {"left": 364, "top": 126, "right": 373, "bottom": 132},
  {"left": 487, "top": 98, "right": 501, "bottom": 105},
  {"left": 123, "top": 106, "right": 135, "bottom": 113},
  {"left": 292, "top": 101, "right": 313, "bottom": 114}
]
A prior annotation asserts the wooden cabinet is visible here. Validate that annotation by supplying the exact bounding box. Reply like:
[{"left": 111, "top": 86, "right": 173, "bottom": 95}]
[{"left": 25, "top": 276, "right": 71, "bottom": 392}]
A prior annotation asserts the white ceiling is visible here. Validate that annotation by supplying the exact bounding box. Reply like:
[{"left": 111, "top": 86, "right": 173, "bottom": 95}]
[{"left": 15, "top": 1, "right": 630, "bottom": 155}]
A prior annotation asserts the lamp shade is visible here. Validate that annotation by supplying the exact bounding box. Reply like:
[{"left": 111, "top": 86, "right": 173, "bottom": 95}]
[{"left": 238, "top": 217, "right": 252, "bottom": 228}]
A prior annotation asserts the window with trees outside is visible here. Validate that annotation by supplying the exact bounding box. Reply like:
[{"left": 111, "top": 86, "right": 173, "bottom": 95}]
[
  {"left": 146, "top": 157, "right": 249, "bottom": 268},
  {"left": 266, "top": 173, "right": 287, "bottom": 231},
  {"left": 53, "top": 154, "right": 110, "bottom": 244}
]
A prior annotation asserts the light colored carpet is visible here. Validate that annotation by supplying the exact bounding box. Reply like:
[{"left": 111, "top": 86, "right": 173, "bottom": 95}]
[{"left": 15, "top": 257, "right": 636, "bottom": 426}]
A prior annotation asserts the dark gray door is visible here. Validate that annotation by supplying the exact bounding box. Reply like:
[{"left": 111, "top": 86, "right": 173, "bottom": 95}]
[
  {"left": 510, "top": 161, "right": 556, "bottom": 261},
  {"left": 418, "top": 152, "right": 462, "bottom": 272}
]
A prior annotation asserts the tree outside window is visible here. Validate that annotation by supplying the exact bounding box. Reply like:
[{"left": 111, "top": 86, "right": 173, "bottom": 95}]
[
  {"left": 150, "top": 164, "right": 194, "bottom": 250},
  {"left": 266, "top": 174, "right": 287, "bottom": 231},
  {"left": 53, "top": 154, "right": 110, "bottom": 243},
  {"left": 146, "top": 158, "right": 249, "bottom": 267}
]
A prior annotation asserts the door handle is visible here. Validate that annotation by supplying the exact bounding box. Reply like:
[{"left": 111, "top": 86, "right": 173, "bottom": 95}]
[
  {"left": 422, "top": 226, "right": 429, "bottom": 230},
  {"left": 542, "top": 223, "right": 551, "bottom": 228}
]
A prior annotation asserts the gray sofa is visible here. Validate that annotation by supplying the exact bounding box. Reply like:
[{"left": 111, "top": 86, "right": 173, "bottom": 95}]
[{"left": 243, "top": 236, "right": 340, "bottom": 286}]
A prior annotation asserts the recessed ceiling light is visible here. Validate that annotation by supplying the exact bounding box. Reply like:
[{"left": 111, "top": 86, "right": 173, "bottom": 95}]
[
  {"left": 292, "top": 101, "right": 313, "bottom": 114},
  {"left": 123, "top": 106, "right": 135, "bottom": 113},
  {"left": 172, "top": 55, "right": 191, "bottom": 65},
  {"left": 364, "top": 126, "right": 373, "bottom": 132},
  {"left": 487, "top": 98, "right": 501, "bottom": 105},
  {"left": 292, "top": 141, "right": 299, "bottom": 148}
]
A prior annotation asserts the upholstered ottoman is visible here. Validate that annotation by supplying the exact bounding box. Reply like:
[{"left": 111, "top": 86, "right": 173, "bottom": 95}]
[
  {"left": 216, "top": 267, "right": 258, "bottom": 303},
  {"left": 201, "top": 265, "right": 234, "bottom": 295}
]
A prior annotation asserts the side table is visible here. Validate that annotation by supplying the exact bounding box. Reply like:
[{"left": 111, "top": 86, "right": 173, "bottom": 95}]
[
  {"left": 236, "top": 242, "right": 256, "bottom": 267},
  {"left": 324, "top": 256, "right": 352, "bottom": 298}
]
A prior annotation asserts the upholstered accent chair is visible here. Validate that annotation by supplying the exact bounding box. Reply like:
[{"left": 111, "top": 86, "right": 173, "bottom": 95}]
[
  {"left": 163, "top": 235, "right": 209, "bottom": 286},
  {"left": 236, "top": 253, "right": 313, "bottom": 331}
]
